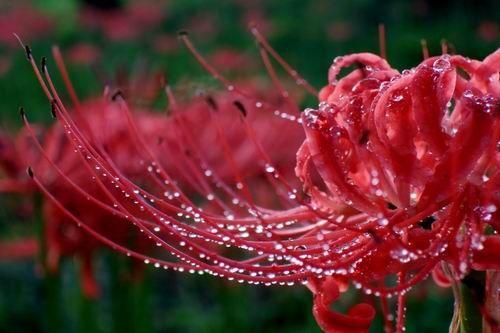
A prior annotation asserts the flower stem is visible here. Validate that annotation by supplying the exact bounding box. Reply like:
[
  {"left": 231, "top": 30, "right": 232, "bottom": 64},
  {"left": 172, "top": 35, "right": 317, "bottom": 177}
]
[
  {"left": 459, "top": 271, "right": 485, "bottom": 333},
  {"left": 110, "top": 253, "right": 152, "bottom": 333},
  {"left": 35, "top": 195, "right": 62, "bottom": 332},
  {"left": 484, "top": 271, "right": 500, "bottom": 333},
  {"left": 78, "top": 291, "right": 100, "bottom": 333}
]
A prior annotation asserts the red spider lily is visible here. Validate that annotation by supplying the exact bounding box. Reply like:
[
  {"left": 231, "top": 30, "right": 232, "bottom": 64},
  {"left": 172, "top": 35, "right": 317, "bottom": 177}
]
[
  {"left": 0, "top": 4, "right": 54, "bottom": 48},
  {"left": 303, "top": 49, "right": 499, "bottom": 331},
  {"left": 0, "top": 54, "right": 11, "bottom": 77},
  {"left": 0, "top": 2, "right": 54, "bottom": 77},
  {"left": 210, "top": 48, "right": 257, "bottom": 73},
  {"left": 78, "top": 0, "right": 166, "bottom": 41},
  {"left": 477, "top": 21, "right": 499, "bottom": 43},
  {"left": 2, "top": 40, "right": 303, "bottom": 298},
  {"left": 0, "top": 238, "right": 38, "bottom": 261},
  {"left": 152, "top": 33, "right": 178, "bottom": 54},
  {"left": 15, "top": 26, "right": 500, "bottom": 332},
  {"left": 66, "top": 42, "right": 101, "bottom": 66}
]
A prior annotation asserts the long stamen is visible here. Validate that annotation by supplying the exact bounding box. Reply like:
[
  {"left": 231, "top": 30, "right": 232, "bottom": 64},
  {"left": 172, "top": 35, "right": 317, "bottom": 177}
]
[
  {"left": 249, "top": 23, "right": 318, "bottom": 95},
  {"left": 378, "top": 23, "right": 387, "bottom": 60},
  {"left": 420, "top": 39, "right": 429, "bottom": 59},
  {"left": 52, "top": 46, "right": 80, "bottom": 108}
]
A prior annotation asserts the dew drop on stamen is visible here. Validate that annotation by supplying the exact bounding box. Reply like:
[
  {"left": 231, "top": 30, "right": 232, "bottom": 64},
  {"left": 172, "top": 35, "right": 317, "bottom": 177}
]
[
  {"left": 391, "top": 93, "right": 403, "bottom": 102},
  {"left": 486, "top": 204, "right": 497, "bottom": 213},
  {"left": 463, "top": 90, "right": 474, "bottom": 98},
  {"left": 265, "top": 164, "right": 275, "bottom": 173},
  {"left": 378, "top": 218, "right": 389, "bottom": 226}
]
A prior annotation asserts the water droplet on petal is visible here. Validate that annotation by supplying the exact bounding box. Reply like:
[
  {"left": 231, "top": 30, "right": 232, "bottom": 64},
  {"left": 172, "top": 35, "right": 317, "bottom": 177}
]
[{"left": 433, "top": 56, "right": 451, "bottom": 72}]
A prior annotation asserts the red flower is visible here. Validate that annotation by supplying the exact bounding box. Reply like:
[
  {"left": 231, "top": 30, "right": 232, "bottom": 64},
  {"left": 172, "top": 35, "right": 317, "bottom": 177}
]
[
  {"left": 66, "top": 42, "right": 101, "bottom": 66},
  {"left": 3, "top": 40, "right": 304, "bottom": 298},
  {"left": 209, "top": 48, "right": 256, "bottom": 73},
  {"left": 302, "top": 50, "right": 499, "bottom": 330},
  {"left": 78, "top": 0, "right": 166, "bottom": 41},
  {"left": 0, "top": 5, "right": 54, "bottom": 48},
  {"left": 310, "top": 277, "right": 375, "bottom": 333},
  {"left": 0, "top": 238, "right": 38, "bottom": 261},
  {"left": 16, "top": 30, "right": 499, "bottom": 331},
  {"left": 0, "top": 3, "right": 54, "bottom": 77}
]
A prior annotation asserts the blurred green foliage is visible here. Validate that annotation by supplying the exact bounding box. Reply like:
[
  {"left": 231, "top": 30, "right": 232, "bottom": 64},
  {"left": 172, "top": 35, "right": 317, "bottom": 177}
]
[{"left": 0, "top": 0, "right": 498, "bottom": 332}]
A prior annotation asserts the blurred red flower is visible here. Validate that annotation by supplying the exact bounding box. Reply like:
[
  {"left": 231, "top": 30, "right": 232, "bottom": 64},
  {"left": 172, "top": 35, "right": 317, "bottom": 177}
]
[
  {"left": 12, "top": 29, "right": 500, "bottom": 331},
  {"left": 0, "top": 5, "right": 54, "bottom": 48},
  {"left": 79, "top": 1, "right": 166, "bottom": 41},
  {"left": 1, "top": 43, "right": 304, "bottom": 298}
]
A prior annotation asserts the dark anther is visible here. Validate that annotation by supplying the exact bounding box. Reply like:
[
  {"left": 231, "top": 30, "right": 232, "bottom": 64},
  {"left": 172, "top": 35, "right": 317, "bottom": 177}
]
[
  {"left": 233, "top": 100, "right": 247, "bottom": 117},
  {"left": 462, "top": 271, "right": 486, "bottom": 304},
  {"left": 205, "top": 96, "right": 218, "bottom": 111},
  {"left": 387, "top": 202, "right": 397, "bottom": 210},
  {"left": 24, "top": 45, "right": 32, "bottom": 60},
  {"left": 159, "top": 75, "right": 167, "bottom": 89},
  {"left": 81, "top": 0, "right": 122, "bottom": 11},
  {"left": 366, "top": 229, "right": 382, "bottom": 243},
  {"left": 358, "top": 130, "right": 369, "bottom": 145},
  {"left": 418, "top": 216, "right": 436, "bottom": 230},
  {"left": 41, "top": 57, "right": 47, "bottom": 70},
  {"left": 19, "top": 107, "right": 26, "bottom": 120},
  {"left": 111, "top": 89, "right": 123, "bottom": 101},
  {"left": 355, "top": 62, "right": 367, "bottom": 78},
  {"left": 27, "top": 166, "right": 34, "bottom": 178},
  {"left": 177, "top": 30, "right": 189, "bottom": 37},
  {"left": 50, "top": 99, "right": 57, "bottom": 118}
]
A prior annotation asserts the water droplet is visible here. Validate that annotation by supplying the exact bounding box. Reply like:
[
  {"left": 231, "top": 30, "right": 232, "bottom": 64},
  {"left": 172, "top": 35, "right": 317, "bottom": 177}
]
[
  {"left": 333, "top": 56, "right": 343, "bottom": 64},
  {"left": 463, "top": 90, "right": 474, "bottom": 98},
  {"left": 378, "top": 218, "right": 389, "bottom": 226},
  {"left": 486, "top": 204, "right": 497, "bottom": 213},
  {"left": 392, "top": 93, "right": 403, "bottom": 102},
  {"left": 433, "top": 56, "right": 451, "bottom": 72},
  {"left": 265, "top": 164, "right": 275, "bottom": 173}
]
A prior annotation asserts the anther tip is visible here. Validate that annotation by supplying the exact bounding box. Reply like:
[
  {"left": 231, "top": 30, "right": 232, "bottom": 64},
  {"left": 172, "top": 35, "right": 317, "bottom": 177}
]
[
  {"left": 50, "top": 99, "right": 57, "bottom": 118},
  {"left": 205, "top": 96, "right": 218, "bottom": 111},
  {"left": 27, "top": 166, "right": 34, "bottom": 178},
  {"left": 24, "top": 45, "right": 32, "bottom": 60},
  {"left": 111, "top": 89, "right": 123, "bottom": 101},
  {"left": 233, "top": 100, "right": 247, "bottom": 117}
]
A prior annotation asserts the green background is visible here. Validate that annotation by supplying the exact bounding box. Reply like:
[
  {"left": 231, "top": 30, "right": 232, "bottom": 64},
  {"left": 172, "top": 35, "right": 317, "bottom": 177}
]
[{"left": 0, "top": 0, "right": 498, "bottom": 332}]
